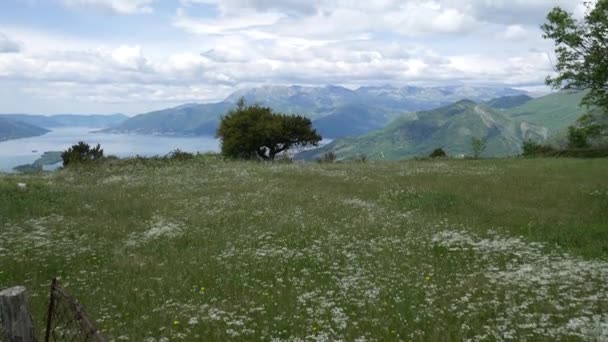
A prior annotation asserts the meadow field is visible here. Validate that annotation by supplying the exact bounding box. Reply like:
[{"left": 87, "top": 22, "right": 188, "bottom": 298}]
[{"left": 1, "top": 156, "right": 607, "bottom": 341}]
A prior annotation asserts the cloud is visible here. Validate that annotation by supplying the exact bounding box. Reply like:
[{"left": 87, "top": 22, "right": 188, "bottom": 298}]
[
  {"left": 0, "top": 33, "right": 21, "bottom": 53},
  {"left": 61, "top": 0, "right": 155, "bottom": 14},
  {"left": 503, "top": 25, "right": 528, "bottom": 41},
  {"left": 3, "top": 0, "right": 580, "bottom": 112}
]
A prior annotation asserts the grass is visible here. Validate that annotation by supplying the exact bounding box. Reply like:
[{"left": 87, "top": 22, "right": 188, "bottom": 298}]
[{"left": 1, "top": 156, "right": 607, "bottom": 340}]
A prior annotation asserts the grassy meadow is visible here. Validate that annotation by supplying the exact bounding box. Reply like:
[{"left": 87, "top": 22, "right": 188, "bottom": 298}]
[{"left": 1, "top": 156, "right": 607, "bottom": 340}]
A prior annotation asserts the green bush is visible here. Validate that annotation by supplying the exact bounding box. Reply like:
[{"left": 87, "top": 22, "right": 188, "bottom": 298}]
[
  {"left": 165, "top": 149, "right": 195, "bottom": 161},
  {"left": 470, "top": 137, "right": 488, "bottom": 159},
  {"left": 61, "top": 141, "right": 104, "bottom": 167},
  {"left": 522, "top": 140, "right": 557, "bottom": 157},
  {"left": 429, "top": 148, "right": 447, "bottom": 158}
]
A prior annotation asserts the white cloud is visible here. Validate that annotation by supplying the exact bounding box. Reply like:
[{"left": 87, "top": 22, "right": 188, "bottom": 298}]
[
  {"left": 503, "top": 25, "right": 528, "bottom": 41},
  {"left": 3, "top": 0, "right": 584, "bottom": 112},
  {"left": 0, "top": 32, "right": 21, "bottom": 53},
  {"left": 61, "top": 0, "right": 155, "bottom": 14}
]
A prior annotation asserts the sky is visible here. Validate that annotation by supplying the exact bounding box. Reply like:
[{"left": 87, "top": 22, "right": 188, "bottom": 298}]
[{"left": 0, "top": 0, "right": 590, "bottom": 115}]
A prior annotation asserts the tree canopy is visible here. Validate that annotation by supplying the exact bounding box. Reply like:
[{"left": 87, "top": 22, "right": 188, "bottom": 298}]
[
  {"left": 216, "top": 99, "right": 322, "bottom": 160},
  {"left": 542, "top": 0, "right": 608, "bottom": 110}
]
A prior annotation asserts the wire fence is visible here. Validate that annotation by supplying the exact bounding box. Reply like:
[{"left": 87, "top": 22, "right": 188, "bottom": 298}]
[{"left": 44, "top": 278, "right": 106, "bottom": 342}]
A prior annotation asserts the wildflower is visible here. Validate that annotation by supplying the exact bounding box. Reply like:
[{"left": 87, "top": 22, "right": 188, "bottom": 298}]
[
  {"left": 425, "top": 276, "right": 431, "bottom": 282},
  {"left": 173, "top": 320, "right": 180, "bottom": 326}
]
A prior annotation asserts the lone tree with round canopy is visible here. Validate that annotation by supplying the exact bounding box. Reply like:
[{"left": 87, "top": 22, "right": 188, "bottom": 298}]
[{"left": 217, "top": 99, "right": 322, "bottom": 160}]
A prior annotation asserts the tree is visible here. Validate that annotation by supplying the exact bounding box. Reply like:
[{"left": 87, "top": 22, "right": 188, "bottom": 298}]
[
  {"left": 61, "top": 141, "right": 104, "bottom": 166},
  {"left": 429, "top": 148, "right": 447, "bottom": 158},
  {"left": 542, "top": 1, "right": 608, "bottom": 110},
  {"left": 216, "top": 99, "right": 322, "bottom": 160},
  {"left": 470, "top": 137, "right": 487, "bottom": 159}
]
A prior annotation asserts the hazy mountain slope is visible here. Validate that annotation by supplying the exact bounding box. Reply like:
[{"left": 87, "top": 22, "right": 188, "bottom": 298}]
[
  {"left": 103, "top": 103, "right": 232, "bottom": 136},
  {"left": 107, "top": 85, "right": 527, "bottom": 139},
  {"left": 0, "top": 118, "right": 49, "bottom": 142},
  {"left": 297, "top": 100, "right": 548, "bottom": 160},
  {"left": 505, "top": 91, "right": 588, "bottom": 133},
  {"left": 0, "top": 114, "right": 128, "bottom": 128},
  {"left": 311, "top": 105, "right": 399, "bottom": 138},
  {"left": 486, "top": 95, "right": 533, "bottom": 109}
]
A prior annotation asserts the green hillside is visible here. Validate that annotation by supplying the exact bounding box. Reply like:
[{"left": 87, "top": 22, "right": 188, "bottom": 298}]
[
  {"left": 103, "top": 103, "right": 231, "bottom": 136},
  {"left": 0, "top": 118, "right": 49, "bottom": 142},
  {"left": 299, "top": 100, "right": 547, "bottom": 160},
  {"left": 486, "top": 94, "right": 532, "bottom": 109},
  {"left": 505, "top": 91, "right": 589, "bottom": 133},
  {"left": 106, "top": 85, "right": 528, "bottom": 139}
]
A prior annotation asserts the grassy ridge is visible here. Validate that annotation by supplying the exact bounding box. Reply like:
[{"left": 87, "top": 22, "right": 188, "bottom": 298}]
[{"left": 1, "top": 157, "right": 607, "bottom": 340}]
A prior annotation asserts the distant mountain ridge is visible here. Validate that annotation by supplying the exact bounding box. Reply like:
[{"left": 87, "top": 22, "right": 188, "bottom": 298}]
[
  {"left": 0, "top": 113, "right": 128, "bottom": 128},
  {"left": 297, "top": 99, "right": 550, "bottom": 160},
  {"left": 106, "top": 85, "right": 528, "bottom": 138},
  {"left": 297, "top": 90, "right": 590, "bottom": 160},
  {"left": 0, "top": 117, "right": 50, "bottom": 142}
]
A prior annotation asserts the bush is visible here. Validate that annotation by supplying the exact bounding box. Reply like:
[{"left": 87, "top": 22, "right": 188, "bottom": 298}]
[
  {"left": 165, "top": 149, "right": 194, "bottom": 161},
  {"left": 217, "top": 99, "right": 322, "bottom": 160},
  {"left": 429, "top": 148, "right": 447, "bottom": 158},
  {"left": 568, "top": 126, "right": 590, "bottom": 149},
  {"left": 61, "top": 141, "right": 104, "bottom": 167},
  {"left": 470, "top": 137, "right": 487, "bottom": 159},
  {"left": 521, "top": 140, "right": 557, "bottom": 157},
  {"left": 522, "top": 140, "right": 608, "bottom": 158},
  {"left": 317, "top": 152, "right": 337, "bottom": 163}
]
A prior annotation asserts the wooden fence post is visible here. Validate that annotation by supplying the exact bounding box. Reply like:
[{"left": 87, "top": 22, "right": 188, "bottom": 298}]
[{"left": 0, "top": 286, "right": 37, "bottom": 342}]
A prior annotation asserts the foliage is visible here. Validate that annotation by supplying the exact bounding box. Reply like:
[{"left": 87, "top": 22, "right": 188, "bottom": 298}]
[
  {"left": 522, "top": 140, "right": 557, "bottom": 157},
  {"left": 542, "top": 0, "right": 608, "bottom": 110},
  {"left": 567, "top": 126, "right": 590, "bottom": 148},
  {"left": 217, "top": 99, "right": 322, "bottom": 160},
  {"left": 470, "top": 137, "right": 488, "bottom": 159},
  {"left": 429, "top": 148, "right": 447, "bottom": 158},
  {"left": 522, "top": 139, "right": 608, "bottom": 158},
  {"left": 317, "top": 151, "right": 337, "bottom": 163},
  {"left": 165, "top": 149, "right": 195, "bottom": 161},
  {"left": 567, "top": 113, "right": 608, "bottom": 148},
  {"left": 61, "top": 141, "right": 104, "bottom": 167}
]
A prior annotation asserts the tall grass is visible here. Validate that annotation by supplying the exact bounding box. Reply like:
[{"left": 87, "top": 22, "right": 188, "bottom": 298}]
[{"left": 1, "top": 156, "right": 607, "bottom": 340}]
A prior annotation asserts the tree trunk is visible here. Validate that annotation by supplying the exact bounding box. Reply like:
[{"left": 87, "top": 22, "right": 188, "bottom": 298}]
[{"left": 0, "top": 286, "right": 37, "bottom": 342}]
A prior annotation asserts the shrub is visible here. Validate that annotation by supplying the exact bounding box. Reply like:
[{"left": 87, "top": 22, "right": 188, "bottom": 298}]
[
  {"left": 317, "top": 152, "right": 337, "bottom": 163},
  {"left": 470, "top": 137, "right": 487, "bottom": 159},
  {"left": 568, "top": 126, "right": 590, "bottom": 149},
  {"left": 166, "top": 149, "right": 194, "bottom": 161},
  {"left": 429, "top": 148, "right": 447, "bottom": 158},
  {"left": 521, "top": 140, "right": 557, "bottom": 157},
  {"left": 217, "top": 98, "right": 322, "bottom": 160},
  {"left": 61, "top": 141, "right": 104, "bottom": 167}
]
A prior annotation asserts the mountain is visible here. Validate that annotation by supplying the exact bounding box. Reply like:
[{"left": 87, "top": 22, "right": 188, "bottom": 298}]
[
  {"left": 0, "top": 113, "right": 128, "bottom": 128},
  {"left": 103, "top": 103, "right": 232, "bottom": 136},
  {"left": 107, "top": 85, "right": 528, "bottom": 139},
  {"left": 0, "top": 118, "right": 50, "bottom": 142},
  {"left": 486, "top": 94, "right": 533, "bottom": 109},
  {"left": 504, "top": 91, "right": 589, "bottom": 133},
  {"left": 296, "top": 100, "right": 548, "bottom": 161}
]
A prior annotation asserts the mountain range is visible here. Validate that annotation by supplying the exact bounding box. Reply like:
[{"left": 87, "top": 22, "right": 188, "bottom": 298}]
[
  {"left": 297, "top": 91, "right": 589, "bottom": 160},
  {"left": 0, "top": 117, "right": 50, "bottom": 142},
  {"left": 104, "top": 85, "right": 528, "bottom": 139},
  {"left": 0, "top": 113, "right": 128, "bottom": 128},
  {"left": 0, "top": 113, "right": 129, "bottom": 142}
]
